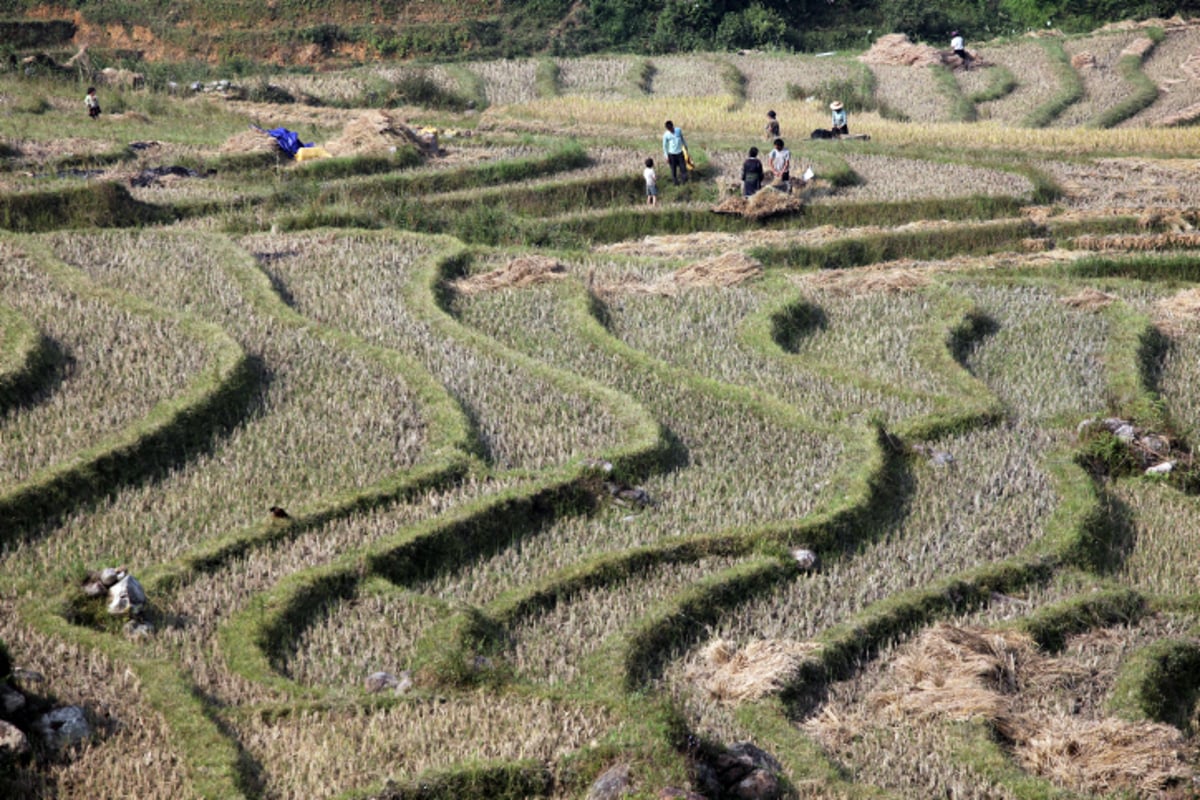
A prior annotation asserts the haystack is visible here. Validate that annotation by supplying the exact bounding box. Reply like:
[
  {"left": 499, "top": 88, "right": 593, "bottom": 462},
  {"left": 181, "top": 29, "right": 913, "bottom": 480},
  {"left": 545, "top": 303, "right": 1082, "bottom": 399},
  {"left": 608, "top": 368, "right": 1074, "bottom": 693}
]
[
  {"left": 452, "top": 255, "right": 567, "bottom": 294},
  {"left": 324, "top": 110, "right": 438, "bottom": 157},
  {"left": 1060, "top": 288, "right": 1117, "bottom": 310},
  {"left": 1015, "top": 717, "right": 1194, "bottom": 795},
  {"left": 859, "top": 33, "right": 943, "bottom": 67},
  {"left": 686, "top": 638, "right": 821, "bottom": 702}
]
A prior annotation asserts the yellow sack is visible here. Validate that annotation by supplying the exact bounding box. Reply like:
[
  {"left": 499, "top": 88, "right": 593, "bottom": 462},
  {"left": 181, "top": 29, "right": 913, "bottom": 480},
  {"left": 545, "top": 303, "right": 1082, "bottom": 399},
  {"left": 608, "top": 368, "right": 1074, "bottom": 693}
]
[
  {"left": 682, "top": 146, "right": 696, "bottom": 171},
  {"left": 295, "top": 146, "right": 332, "bottom": 162}
]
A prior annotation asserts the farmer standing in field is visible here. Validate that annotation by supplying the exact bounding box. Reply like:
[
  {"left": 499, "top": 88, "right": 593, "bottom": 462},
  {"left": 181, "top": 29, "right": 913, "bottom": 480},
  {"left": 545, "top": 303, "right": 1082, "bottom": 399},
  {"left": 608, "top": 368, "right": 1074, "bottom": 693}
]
[
  {"left": 767, "top": 138, "right": 791, "bottom": 192},
  {"left": 662, "top": 120, "right": 688, "bottom": 185},
  {"left": 764, "top": 109, "right": 780, "bottom": 140},
  {"left": 951, "top": 31, "right": 973, "bottom": 70},
  {"left": 742, "top": 146, "right": 764, "bottom": 197}
]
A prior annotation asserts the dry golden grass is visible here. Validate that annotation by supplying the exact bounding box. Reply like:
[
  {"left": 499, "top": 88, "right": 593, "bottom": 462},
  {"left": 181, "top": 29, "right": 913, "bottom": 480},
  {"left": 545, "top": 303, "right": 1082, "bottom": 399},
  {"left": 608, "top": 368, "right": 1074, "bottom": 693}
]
[
  {"left": 595, "top": 252, "right": 763, "bottom": 296},
  {"left": 796, "top": 265, "right": 931, "bottom": 296}
]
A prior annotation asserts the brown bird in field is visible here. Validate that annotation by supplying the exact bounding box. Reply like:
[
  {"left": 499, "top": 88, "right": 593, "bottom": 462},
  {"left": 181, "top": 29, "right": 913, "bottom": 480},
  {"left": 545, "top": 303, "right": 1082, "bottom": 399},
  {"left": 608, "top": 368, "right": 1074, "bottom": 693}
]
[{"left": 269, "top": 506, "right": 290, "bottom": 519}]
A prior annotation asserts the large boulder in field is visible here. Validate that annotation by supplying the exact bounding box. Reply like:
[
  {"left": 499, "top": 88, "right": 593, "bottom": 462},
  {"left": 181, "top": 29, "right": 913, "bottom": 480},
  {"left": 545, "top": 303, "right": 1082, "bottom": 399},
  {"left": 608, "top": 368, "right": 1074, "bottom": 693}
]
[
  {"left": 0, "top": 719, "right": 31, "bottom": 766},
  {"left": 32, "top": 706, "right": 90, "bottom": 751}
]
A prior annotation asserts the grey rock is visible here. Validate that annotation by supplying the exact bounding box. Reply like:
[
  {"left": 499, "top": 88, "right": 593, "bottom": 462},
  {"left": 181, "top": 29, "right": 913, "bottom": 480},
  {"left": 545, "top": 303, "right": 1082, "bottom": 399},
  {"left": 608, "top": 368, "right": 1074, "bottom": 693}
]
[
  {"left": 364, "top": 671, "right": 399, "bottom": 693},
  {"left": 0, "top": 719, "right": 30, "bottom": 765},
  {"left": 1114, "top": 424, "right": 1137, "bottom": 443},
  {"left": 791, "top": 548, "right": 818, "bottom": 570},
  {"left": 107, "top": 573, "right": 146, "bottom": 616},
  {"left": 99, "top": 567, "right": 123, "bottom": 587},
  {"left": 588, "top": 763, "right": 631, "bottom": 800},
  {"left": 81, "top": 580, "right": 106, "bottom": 597},
  {"left": 1101, "top": 417, "right": 1129, "bottom": 434},
  {"left": 733, "top": 769, "right": 781, "bottom": 800},
  {"left": 33, "top": 706, "right": 90, "bottom": 750},
  {"left": 0, "top": 684, "right": 27, "bottom": 717},
  {"left": 1146, "top": 461, "right": 1175, "bottom": 475},
  {"left": 394, "top": 670, "right": 413, "bottom": 694},
  {"left": 730, "top": 742, "right": 782, "bottom": 771},
  {"left": 124, "top": 619, "right": 155, "bottom": 638},
  {"left": 931, "top": 450, "right": 955, "bottom": 466}
]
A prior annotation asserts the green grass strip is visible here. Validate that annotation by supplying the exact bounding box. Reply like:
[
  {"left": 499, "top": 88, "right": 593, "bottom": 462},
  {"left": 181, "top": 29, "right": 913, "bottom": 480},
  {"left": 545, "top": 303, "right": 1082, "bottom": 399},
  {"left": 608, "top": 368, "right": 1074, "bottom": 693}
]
[
  {"left": 0, "top": 303, "right": 60, "bottom": 417},
  {"left": 752, "top": 218, "right": 1037, "bottom": 270},
  {"left": 950, "top": 719, "right": 1084, "bottom": 800},
  {"left": 1087, "top": 39, "right": 1159, "bottom": 129},
  {"left": 1016, "top": 586, "right": 1146, "bottom": 652},
  {"left": 931, "top": 64, "right": 978, "bottom": 122},
  {"left": 969, "top": 65, "right": 1018, "bottom": 105},
  {"left": 1109, "top": 637, "right": 1200, "bottom": 730},
  {"left": 0, "top": 236, "right": 255, "bottom": 546},
  {"left": 143, "top": 230, "right": 477, "bottom": 594},
  {"left": 535, "top": 57, "right": 561, "bottom": 98},
  {"left": 20, "top": 599, "right": 250, "bottom": 799},
  {"left": 1022, "top": 38, "right": 1083, "bottom": 128},
  {"left": 0, "top": 181, "right": 171, "bottom": 232}
]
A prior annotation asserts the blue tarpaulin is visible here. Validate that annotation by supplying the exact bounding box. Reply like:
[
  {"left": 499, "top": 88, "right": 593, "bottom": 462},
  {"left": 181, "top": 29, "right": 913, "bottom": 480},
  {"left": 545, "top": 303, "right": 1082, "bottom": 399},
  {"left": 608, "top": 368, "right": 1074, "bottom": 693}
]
[{"left": 253, "top": 126, "right": 313, "bottom": 159}]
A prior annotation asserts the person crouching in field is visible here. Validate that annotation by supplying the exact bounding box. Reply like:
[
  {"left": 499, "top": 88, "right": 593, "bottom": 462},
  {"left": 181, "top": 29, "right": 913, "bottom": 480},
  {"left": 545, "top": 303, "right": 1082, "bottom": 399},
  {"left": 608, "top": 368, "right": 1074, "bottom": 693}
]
[
  {"left": 662, "top": 120, "right": 688, "bottom": 185},
  {"left": 951, "top": 31, "right": 973, "bottom": 70},
  {"left": 85, "top": 86, "right": 100, "bottom": 119},
  {"left": 644, "top": 157, "right": 658, "bottom": 206},
  {"left": 830, "top": 101, "right": 848, "bottom": 136},
  {"left": 742, "top": 147, "right": 764, "bottom": 197}
]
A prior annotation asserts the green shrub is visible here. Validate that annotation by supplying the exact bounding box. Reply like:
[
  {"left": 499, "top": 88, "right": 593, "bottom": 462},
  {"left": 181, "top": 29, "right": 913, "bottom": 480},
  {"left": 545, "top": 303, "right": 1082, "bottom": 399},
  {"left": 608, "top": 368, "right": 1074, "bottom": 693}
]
[
  {"left": 1022, "top": 38, "right": 1083, "bottom": 127},
  {"left": 1110, "top": 639, "right": 1200, "bottom": 732}
]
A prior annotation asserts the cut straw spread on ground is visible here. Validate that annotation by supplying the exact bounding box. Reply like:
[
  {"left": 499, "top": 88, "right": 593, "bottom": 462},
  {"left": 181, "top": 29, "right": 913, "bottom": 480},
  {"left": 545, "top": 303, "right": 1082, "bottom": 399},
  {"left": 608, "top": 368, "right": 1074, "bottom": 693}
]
[
  {"left": 594, "top": 252, "right": 763, "bottom": 296},
  {"left": 808, "top": 623, "right": 1197, "bottom": 796},
  {"left": 1060, "top": 287, "right": 1118, "bottom": 310},
  {"left": 685, "top": 638, "right": 822, "bottom": 703},
  {"left": 452, "top": 254, "right": 569, "bottom": 294}
]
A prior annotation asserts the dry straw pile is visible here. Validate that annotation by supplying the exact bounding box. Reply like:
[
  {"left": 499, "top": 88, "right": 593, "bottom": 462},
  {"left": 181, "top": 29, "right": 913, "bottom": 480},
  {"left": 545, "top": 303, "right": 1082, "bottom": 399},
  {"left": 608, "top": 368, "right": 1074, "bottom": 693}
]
[
  {"left": 849, "top": 624, "right": 1196, "bottom": 795},
  {"left": 712, "top": 187, "right": 804, "bottom": 221},
  {"left": 859, "top": 33, "right": 943, "bottom": 67},
  {"left": 685, "top": 638, "right": 821, "bottom": 702},
  {"left": 452, "top": 255, "right": 568, "bottom": 294},
  {"left": 219, "top": 128, "right": 278, "bottom": 154},
  {"left": 1060, "top": 287, "right": 1118, "bottom": 310}
]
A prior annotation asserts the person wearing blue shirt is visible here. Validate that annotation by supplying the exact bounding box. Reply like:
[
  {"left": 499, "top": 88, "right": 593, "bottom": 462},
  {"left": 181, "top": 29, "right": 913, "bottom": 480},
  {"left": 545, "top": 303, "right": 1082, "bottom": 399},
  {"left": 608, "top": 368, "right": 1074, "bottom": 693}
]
[
  {"left": 830, "top": 101, "right": 848, "bottom": 136},
  {"left": 662, "top": 120, "right": 688, "bottom": 185}
]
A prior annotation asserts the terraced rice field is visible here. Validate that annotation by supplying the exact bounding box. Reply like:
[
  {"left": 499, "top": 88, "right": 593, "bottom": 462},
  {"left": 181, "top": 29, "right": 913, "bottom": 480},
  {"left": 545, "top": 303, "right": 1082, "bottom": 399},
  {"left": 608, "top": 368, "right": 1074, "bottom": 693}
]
[{"left": 5, "top": 22, "right": 1200, "bottom": 800}]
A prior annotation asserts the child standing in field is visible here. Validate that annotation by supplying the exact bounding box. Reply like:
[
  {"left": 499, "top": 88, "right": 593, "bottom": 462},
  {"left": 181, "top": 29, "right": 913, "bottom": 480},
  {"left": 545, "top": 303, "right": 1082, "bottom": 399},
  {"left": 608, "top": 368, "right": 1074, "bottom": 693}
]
[
  {"left": 767, "top": 138, "right": 791, "bottom": 191},
  {"left": 85, "top": 87, "right": 100, "bottom": 120},
  {"left": 644, "top": 157, "right": 658, "bottom": 205},
  {"left": 741, "top": 147, "right": 764, "bottom": 197},
  {"left": 764, "top": 110, "right": 780, "bottom": 140}
]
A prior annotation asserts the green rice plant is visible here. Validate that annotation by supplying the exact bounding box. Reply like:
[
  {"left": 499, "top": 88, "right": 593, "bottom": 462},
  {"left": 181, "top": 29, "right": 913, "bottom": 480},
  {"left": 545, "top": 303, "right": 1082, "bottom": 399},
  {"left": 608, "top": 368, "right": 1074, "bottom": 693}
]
[
  {"left": 628, "top": 58, "right": 655, "bottom": 95},
  {"left": 1021, "top": 38, "right": 1083, "bottom": 128},
  {"left": 534, "top": 57, "right": 561, "bottom": 98}
]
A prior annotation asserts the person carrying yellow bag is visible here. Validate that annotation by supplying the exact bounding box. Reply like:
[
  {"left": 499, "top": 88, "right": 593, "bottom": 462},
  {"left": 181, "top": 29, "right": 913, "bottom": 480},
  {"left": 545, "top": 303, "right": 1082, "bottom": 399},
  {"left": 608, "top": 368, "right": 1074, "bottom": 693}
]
[{"left": 662, "top": 120, "right": 688, "bottom": 185}]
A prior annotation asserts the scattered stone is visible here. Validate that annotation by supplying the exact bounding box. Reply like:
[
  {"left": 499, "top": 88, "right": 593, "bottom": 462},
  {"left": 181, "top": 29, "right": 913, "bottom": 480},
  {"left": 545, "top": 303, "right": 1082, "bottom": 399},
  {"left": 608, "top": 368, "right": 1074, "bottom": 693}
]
[
  {"left": 394, "top": 670, "right": 413, "bottom": 694},
  {"left": 733, "top": 769, "right": 781, "bottom": 800},
  {"left": 32, "top": 706, "right": 90, "bottom": 751},
  {"left": 582, "top": 458, "right": 614, "bottom": 473},
  {"left": 99, "top": 567, "right": 123, "bottom": 587},
  {"left": 124, "top": 619, "right": 155, "bottom": 638},
  {"left": 0, "top": 719, "right": 30, "bottom": 766},
  {"left": 790, "top": 548, "right": 818, "bottom": 570},
  {"left": 588, "top": 763, "right": 631, "bottom": 800},
  {"left": 1114, "top": 424, "right": 1137, "bottom": 443},
  {"left": 1146, "top": 461, "right": 1175, "bottom": 475},
  {"left": 129, "top": 165, "right": 202, "bottom": 188},
  {"left": 931, "top": 450, "right": 955, "bottom": 466},
  {"left": 365, "top": 671, "right": 399, "bottom": 693},
  {"left": 107, "top": 572, "right": 146, "bottom": 616},
  {"left": 658, "top": 788, "right": 707, "bottom": 800},
  {"left": 0, "top": 683, "right": 27, "bottom": 717},
  {"left": 605, "top": 482, "right": 654, "bottom": 508}
]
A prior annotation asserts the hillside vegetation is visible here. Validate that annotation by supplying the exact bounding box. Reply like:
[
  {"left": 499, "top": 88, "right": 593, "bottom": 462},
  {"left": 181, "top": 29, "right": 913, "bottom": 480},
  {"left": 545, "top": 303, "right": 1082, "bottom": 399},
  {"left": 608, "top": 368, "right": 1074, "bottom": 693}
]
[{"left": 4, "top": 17, "right": 1200, "bottom": 800}]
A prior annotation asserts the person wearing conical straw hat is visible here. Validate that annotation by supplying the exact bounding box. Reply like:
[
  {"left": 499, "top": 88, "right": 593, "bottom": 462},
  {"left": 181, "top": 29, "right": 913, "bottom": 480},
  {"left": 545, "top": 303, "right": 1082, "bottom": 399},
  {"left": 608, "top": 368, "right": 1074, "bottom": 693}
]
[{"left": 830, "top": 100, "right": 848, "bottom": 136}]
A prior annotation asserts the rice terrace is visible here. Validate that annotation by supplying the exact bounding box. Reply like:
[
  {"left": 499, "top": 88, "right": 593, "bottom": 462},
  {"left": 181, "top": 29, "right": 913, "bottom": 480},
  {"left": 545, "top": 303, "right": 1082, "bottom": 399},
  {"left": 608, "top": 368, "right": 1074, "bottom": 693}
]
[{"left": 9, "top": 3, "right": 1200, "bottom": 798}]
